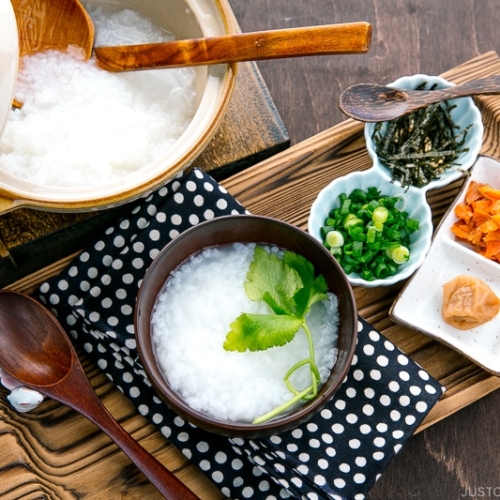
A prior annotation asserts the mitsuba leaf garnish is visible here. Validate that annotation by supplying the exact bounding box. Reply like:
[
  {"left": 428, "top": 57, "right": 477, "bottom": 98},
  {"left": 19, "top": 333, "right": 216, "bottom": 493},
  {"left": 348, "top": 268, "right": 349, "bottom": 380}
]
[
  {"left": 223, "top": 313, "right": 302, "bottom": 352},
  {"left": 223, "top": 246, "right": 329, "bottom": 424}
]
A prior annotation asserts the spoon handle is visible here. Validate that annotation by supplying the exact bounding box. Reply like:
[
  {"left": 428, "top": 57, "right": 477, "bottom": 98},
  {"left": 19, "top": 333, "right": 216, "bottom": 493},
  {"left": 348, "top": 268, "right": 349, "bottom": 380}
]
[
  {"left": 94, "top": 22, "right": 372, "bottom": 71},
  {"left": 405, "top": 75, "right": 500, "bottom": 111},
  {"left": 46, "top": 359, "right": 200, "bottom": 500}
]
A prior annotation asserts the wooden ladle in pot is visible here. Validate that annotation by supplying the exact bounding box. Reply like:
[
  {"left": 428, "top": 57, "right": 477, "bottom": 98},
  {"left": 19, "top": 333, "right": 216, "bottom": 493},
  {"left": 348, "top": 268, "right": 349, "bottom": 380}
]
[
  {"left": 10, "top": 1, "right": 370, "bottom": 71},
  {"left": 11, "top": 0, "right": 94, "bottom": 58},
  {"left": 94, "top": 22, "right": 372, "bottom": 71},
  {"left": 10, "top": 0, "right": 94, "bottom": 108}
]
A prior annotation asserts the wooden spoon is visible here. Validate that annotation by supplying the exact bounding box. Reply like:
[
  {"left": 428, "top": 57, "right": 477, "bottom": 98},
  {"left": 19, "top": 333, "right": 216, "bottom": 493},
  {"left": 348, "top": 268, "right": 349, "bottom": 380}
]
[
  {"left": 10, "top": 0, "right": 94, "bottom": 108},
  {"left": 339, "top": 75, "right": 500, "bottom": 122},
  {"left": 11, "top": 0, "right": 94, "bottom": 58},
  {"left": 0, "top": 290, "right": 200, "bottom": 500},
  {"left": 94, "top": 22, "right": 372, "bottom": 71}
]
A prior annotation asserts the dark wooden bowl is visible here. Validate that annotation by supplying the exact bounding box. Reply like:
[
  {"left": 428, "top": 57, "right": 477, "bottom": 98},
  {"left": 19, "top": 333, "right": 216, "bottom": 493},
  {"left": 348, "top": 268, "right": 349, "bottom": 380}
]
[{"left": 134, "top": 214, "right": 358, "bottom": 438}]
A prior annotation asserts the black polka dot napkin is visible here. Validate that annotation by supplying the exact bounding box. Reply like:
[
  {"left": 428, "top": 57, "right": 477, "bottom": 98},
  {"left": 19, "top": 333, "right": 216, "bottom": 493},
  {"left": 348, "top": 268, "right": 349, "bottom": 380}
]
[{"left": 37, "top": 168, "right": 444, "bottom": 500}]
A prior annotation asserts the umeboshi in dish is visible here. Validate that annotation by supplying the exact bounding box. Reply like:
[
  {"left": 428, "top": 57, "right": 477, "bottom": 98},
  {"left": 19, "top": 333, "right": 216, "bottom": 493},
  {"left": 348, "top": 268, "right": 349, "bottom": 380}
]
[{"left": 442, "top": 275, "right": 500, "bottom": 330}]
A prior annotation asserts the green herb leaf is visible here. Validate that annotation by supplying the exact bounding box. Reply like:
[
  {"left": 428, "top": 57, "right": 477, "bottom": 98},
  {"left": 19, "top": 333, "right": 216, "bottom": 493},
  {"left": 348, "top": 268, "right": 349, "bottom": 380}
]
[
  {"left": 223, "top": 313, "right": 302, "bottom": 352},
  {"left": 244, "top": 246, "right": 303, "bottom": 316},
  {"left": 284, "top": 251, "right": 328, "bottom": 318},
  {"left": 223, "top": 245, "right": 330, "bottom": 424}
]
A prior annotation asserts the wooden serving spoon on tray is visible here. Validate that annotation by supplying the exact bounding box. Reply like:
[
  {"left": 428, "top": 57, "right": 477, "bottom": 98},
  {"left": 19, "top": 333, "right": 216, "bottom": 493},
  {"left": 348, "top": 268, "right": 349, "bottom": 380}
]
[
  {"left": 339, "top": 75, "right": 500, "bottom": 122},
  {"left": 0, "top": 290, "right": 200, "bottom": 500}
]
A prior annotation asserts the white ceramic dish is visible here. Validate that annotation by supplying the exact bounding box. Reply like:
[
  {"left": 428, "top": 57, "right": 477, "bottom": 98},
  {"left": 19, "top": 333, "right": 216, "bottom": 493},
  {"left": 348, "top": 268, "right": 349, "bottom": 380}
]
[
  {"left": 308, "top": 167, "right": 433, "bottom": 288},
  {"left": 309, "top": 73, "right": 483, "bottom": 288},
  {"left": 390, "top": 155, "right": 500, "bottom": 375}
]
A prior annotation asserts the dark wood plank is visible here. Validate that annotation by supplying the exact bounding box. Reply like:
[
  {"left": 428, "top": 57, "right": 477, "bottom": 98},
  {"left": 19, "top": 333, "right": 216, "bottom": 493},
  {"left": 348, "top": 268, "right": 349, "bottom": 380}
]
[{"left": 231, "top": 0, "right": 500, "bottom": 144}]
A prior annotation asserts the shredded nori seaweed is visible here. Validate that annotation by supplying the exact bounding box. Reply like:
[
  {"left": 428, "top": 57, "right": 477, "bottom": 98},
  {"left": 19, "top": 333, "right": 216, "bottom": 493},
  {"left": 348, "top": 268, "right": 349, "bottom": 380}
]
[{"left": 371, "top": 82, "right": 472, "bottom": 189}]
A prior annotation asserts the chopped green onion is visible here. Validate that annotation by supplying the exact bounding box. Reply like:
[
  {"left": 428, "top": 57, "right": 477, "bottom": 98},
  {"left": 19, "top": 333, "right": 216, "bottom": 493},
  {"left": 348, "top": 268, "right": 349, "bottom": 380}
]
[
  {"left": 372, "top": 206, "right": 389, "bottom": 224},
  {"left": 343, "top": 214, "right": 363, "bottom": 230},
  {"left": 366, "top": 224, "right": 378, "bottom": 244},
  {"left": 387, "top": 245, "right": 410, "bottom": 264},
  {"left": 325, "top": 230, "right": 344, "bottom": 248},
  {"left": 321, "top": 187, "right": 419, "bottom": 280},
  {"left": 352, "top": 240, "right": 363, "bottom": 257},
  {"left": 407, "top": 218, "right": 420, "bottom": 231},
  {"left": 340, "top": 198, "right": 352, "bottom": 215}
]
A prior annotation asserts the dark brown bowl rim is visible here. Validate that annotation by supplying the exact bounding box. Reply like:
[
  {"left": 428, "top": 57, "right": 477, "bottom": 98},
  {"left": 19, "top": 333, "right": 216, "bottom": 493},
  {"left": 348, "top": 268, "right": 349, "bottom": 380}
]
[{"left": 135, "top": 214, "right": 358, "bottom": 438}]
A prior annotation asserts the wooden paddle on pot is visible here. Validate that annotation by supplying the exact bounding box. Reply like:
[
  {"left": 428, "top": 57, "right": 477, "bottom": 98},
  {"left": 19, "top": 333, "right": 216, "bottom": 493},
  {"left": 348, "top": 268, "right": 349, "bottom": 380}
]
[
  {"left": 10, "top": 0, "right": 94, "bottom": 108},
  {"left": 94, "top": 22, "right": 372, "bottom": 71}
]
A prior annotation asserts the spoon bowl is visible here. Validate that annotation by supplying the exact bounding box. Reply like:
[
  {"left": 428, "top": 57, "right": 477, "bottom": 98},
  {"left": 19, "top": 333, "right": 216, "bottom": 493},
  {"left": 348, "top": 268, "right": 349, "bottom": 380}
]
[
  {"left": 0, "top": 290, "right": 199, "bottom": 500},
  {"left": 339, "top": 74, "right": 500, "bottom": 121},
  {"left": 308, "top": 166, "right": 434, "bottom": 288},
  {"left": 11, "top": 0, "right": 94, "bottom": 58},
  {"left": 10, "top": 0, "right": 94, "bottom": 108}
]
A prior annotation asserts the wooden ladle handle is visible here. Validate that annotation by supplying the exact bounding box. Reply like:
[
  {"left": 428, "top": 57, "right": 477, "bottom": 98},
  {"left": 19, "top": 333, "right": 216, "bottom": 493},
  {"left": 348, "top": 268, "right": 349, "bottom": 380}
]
[{"left": 95, "top": 22, "right": 372, "bottom": 71}]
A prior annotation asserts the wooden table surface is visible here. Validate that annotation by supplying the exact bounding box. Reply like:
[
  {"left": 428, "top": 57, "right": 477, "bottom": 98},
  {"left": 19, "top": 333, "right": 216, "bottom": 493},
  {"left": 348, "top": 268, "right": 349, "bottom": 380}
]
[
  {"left": 1, "top": 1, "right": 500, "bottom": 499},
  {"left": 227, "top": 0, "right": 500, "bottom": 498}
]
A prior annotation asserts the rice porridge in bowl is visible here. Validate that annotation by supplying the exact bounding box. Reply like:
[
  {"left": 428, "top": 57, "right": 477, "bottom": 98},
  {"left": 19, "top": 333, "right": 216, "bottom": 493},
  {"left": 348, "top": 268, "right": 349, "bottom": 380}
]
[
  {"left": 135, "top": 215, "right": 358, "bottom": 438},
  {"left": 0, "top": 0, "right": 236, "bottom": 211}
]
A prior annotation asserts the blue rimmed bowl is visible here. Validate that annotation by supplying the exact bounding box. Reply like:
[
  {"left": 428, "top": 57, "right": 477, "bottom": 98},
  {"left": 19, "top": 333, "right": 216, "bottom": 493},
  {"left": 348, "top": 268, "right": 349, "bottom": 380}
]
[{"left": 308, "top": 168, "right": 434, "bottom": 288}]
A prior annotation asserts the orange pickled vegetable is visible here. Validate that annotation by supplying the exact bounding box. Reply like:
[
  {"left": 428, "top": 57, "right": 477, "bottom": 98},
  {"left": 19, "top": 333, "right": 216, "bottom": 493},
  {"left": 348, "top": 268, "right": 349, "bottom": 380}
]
[{"left": 451, "top": 180, "right": 500, "bottom": 263}]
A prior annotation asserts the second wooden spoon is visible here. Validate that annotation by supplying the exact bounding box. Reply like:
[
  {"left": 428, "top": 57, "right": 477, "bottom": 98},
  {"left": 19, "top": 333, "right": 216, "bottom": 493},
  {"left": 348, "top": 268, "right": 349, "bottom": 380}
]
[
  {"left": 0, "top": 290, "right": 199, "bottom": 500},
  {"left": 94, "top": 22, "right": 372, "bottom": 71},
  {"left": 339, "top": 75, "right": 500, "bottom": 122}
]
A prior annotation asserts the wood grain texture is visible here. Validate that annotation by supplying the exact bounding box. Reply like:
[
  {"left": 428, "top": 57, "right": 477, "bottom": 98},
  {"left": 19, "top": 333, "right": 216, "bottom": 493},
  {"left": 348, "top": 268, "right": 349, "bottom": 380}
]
[
  {"left": 10, "top": 0, "right": 93, "bottom": 58},
  {"left": 94, "top": 22, "right": 372, "bottom": 70},
  {"left": 3, "top": 0, "right": 500, "bottom": 498}
]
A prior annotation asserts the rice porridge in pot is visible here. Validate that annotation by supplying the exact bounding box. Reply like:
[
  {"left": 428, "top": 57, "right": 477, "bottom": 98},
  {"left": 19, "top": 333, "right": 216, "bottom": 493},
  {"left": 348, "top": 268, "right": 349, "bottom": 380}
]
[
  {"left": 0, "top": 0, "right": 234, "bottom": 203},
  {"left": 0, "top": 3, "right": 200, "bottom": 188}
]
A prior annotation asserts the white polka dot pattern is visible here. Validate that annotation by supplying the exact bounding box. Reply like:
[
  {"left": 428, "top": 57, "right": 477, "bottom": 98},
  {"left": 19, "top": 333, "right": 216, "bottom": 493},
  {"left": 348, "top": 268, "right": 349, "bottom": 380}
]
[{"left": 37, "top": 169, "right": 444, "bottom": 500}]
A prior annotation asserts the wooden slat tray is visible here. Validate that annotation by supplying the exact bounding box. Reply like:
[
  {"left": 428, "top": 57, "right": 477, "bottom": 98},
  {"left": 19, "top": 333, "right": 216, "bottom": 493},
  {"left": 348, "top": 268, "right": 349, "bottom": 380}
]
[
  {"left": 1, "top": 51, "right": 500, "bottom": 499},
  {"left": 223, "top": 50, "right": 500, "bottom": 432}
]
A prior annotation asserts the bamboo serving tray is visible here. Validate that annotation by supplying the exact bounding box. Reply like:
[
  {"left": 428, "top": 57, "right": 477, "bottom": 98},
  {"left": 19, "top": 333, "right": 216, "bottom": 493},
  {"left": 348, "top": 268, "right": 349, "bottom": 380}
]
[{"left": 1, "top": 52, "right": 500, "bottom": 499}]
